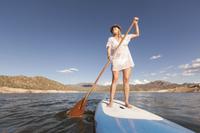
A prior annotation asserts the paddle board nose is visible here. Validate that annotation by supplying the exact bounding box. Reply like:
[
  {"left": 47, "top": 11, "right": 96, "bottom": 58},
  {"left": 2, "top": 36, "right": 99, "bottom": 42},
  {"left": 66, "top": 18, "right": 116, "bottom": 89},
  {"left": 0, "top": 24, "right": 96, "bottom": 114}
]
[{"left": 95, "top": 99, "right": 194, "bottom": 133}]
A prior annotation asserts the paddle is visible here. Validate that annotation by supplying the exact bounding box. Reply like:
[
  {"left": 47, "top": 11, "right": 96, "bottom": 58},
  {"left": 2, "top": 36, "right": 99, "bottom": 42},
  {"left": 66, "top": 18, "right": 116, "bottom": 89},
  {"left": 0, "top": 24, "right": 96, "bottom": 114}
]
[{"left": 67, "top": 17, "right": 139, "bottom": 118}]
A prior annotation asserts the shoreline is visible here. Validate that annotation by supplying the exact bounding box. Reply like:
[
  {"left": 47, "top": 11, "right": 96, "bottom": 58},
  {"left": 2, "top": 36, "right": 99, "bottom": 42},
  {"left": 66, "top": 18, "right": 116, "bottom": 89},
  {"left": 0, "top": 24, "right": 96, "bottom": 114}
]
[
  {"left": 0, "top": 87, "right": 81, "bottom": 93},
  {"left": 0, "top": 87, "right": 198, "bottom": 93},
  {"left": 0, "top": 87, "right": 165, "bottom": 93}
]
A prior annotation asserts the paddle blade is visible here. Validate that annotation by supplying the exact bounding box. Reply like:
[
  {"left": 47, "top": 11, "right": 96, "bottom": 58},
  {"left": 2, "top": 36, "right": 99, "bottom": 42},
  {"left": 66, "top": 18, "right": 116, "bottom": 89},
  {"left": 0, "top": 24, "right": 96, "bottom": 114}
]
[{"left": 67, "top": 98, "right": 87, "bottom": 118}]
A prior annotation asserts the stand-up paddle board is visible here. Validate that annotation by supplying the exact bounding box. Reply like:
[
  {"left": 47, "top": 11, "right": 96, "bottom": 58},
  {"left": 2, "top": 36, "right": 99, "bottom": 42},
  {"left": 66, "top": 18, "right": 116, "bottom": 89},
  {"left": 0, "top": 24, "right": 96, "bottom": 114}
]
[{"left": 95, "top": 99, "right": 194, "bottom": 133}]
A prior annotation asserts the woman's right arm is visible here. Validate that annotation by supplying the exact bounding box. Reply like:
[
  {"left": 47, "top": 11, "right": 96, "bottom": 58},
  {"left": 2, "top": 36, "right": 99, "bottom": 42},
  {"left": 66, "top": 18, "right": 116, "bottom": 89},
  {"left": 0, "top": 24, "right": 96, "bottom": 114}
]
[
  {"left": 106, "top": 38, "right": 112, "bottom": 61},
  {"left": 107, "top": 46, "right": 111, "bottom": 61}
]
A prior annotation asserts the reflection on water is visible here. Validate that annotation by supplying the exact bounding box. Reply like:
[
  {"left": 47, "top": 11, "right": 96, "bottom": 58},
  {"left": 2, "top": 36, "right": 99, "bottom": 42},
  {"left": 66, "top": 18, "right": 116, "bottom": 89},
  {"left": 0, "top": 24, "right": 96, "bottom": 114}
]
[{"left": 0, "top": 92, "right": 199, "bottom": 133}]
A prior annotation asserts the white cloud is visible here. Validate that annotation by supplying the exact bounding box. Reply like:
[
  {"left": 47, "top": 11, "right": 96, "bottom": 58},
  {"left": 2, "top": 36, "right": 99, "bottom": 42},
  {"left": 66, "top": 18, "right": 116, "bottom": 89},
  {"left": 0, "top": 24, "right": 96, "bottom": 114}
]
[
  {"left": 57, "top": 67, "right": 79, "bottom": 73},
  {"left": 182, "top": 72, "right": 194, "bottom": 76},
  {"left": 101, "top": 79, "right": 150, "bottom": 85},
  {"left": 144, "top": 65, "right": 178, "bottom": 79},
  {"left": 131, "top": 79, "right": 150, "bottom": 85},
  {"left": 102, "top": 81, "right": 112, "bottom": 86},
  {"left": 179, "top": 58, "right": 200, "bottom": 76},
  {"left": 68, "top": 68, "right": 79, "bottom": 72},
  {"left": 150, "top": 54, "right": 162, "bottom": 60},
  {"left": 179, "top": 64, "right": 190, "bottom": 69}
]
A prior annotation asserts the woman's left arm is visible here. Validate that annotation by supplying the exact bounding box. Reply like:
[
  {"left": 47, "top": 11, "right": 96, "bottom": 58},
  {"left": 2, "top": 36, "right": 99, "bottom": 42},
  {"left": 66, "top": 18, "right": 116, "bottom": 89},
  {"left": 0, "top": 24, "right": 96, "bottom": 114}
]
[{"left": 129, "top": 17, "right": 140, "bottom": 40}]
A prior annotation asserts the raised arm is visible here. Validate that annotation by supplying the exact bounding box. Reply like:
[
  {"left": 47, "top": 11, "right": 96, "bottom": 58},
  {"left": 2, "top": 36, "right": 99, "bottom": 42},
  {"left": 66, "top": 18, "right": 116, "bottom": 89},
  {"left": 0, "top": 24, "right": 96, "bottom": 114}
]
[{"left": 129, "top": 17, "right": 140, "bottom": 40}]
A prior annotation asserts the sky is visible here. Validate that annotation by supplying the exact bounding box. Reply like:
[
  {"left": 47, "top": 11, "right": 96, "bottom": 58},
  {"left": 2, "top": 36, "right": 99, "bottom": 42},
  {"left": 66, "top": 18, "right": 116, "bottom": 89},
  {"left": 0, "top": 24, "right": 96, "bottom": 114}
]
[{"left": 0, "top": 0, "right": 200, "bottom": 85}]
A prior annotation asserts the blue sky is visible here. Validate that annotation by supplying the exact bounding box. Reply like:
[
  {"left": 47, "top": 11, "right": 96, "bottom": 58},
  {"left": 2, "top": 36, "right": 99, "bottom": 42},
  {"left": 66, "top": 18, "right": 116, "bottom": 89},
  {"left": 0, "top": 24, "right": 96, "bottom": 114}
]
[{"left": 0, "top": 0, "right": 200, "bottom": 85}]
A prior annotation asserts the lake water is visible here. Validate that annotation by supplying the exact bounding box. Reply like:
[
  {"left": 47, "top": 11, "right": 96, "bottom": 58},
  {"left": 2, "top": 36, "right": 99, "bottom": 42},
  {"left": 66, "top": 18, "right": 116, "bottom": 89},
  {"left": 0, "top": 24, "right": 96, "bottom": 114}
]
[{"left": 0, "top": 92, "right": 199, "bottom": 133}]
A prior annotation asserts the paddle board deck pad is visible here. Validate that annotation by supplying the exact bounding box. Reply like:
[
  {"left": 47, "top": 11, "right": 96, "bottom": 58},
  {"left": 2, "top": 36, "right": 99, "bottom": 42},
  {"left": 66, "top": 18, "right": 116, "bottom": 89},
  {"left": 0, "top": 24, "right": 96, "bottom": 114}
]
[{"left": 95, "top": 99, "right": 194, "bottom": 133}]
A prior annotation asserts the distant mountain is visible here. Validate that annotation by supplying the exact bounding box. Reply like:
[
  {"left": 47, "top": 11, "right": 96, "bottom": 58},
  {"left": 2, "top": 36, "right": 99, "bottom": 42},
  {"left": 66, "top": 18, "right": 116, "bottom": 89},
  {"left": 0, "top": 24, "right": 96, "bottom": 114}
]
[
  {"left": 0, "top": 76, "right": 109, "bottom": 92},
  {"left": 0, "top": 75, "right": 199, "bottom": 92},
  {"left": 66, "top": 80, "right": 200, "bottom": 92},
  {"left": 0, "top": 75, "right": 66, "bottom": 90},
  {"left": 131, "top": 80, "right": 180, "bottom": 91}
]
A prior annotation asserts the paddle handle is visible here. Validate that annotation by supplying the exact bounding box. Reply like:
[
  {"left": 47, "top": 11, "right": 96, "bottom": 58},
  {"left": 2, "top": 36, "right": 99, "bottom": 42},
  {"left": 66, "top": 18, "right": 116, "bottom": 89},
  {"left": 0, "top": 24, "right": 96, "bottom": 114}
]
[{"left": 84, "top": 20, "right": 135, "bottom": 100}]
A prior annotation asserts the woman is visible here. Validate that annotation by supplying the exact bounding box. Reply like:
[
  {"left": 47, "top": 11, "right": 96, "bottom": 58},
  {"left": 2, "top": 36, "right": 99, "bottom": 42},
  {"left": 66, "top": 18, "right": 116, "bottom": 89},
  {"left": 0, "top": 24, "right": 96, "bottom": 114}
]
[{"left": 106, "top": 17, "right": 140, "bottom": 108}]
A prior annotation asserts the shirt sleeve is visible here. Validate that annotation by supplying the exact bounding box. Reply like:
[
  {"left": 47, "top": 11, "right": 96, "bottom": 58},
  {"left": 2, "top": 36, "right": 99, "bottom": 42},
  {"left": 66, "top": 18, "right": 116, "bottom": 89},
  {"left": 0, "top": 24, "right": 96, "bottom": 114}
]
[
  {"left": 106, "top": 37, "right": 112, "bottom": 48},
  {"left": 126, "top": 34, "right": 133, "bottom": 44}
]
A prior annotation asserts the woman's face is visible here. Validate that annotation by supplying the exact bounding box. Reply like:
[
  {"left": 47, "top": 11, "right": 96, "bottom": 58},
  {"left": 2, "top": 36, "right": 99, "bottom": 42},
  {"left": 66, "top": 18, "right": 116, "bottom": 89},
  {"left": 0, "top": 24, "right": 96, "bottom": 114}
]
[{"left": 112, "top": 27, "right": 121, "bottom": 35}]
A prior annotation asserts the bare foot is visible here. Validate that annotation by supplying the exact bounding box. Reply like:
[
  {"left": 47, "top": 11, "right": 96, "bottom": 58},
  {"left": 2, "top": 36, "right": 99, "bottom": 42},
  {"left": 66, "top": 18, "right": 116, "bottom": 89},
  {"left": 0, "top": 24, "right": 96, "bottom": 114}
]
[
  {"left": 107, "top": 102, "right": 113, "bottom": 107},
  {"left": 125, "top": 103, "right": 132, "bottom": 108}
]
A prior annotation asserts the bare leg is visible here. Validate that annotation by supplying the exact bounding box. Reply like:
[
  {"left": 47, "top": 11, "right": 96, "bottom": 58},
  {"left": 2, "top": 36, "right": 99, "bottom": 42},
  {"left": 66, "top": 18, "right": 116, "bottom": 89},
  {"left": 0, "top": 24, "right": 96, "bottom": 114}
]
[
  {"left": 122, "top": 67, "right": 132, "bottom": 108},
  {"left": 107, "top": 70, "right": 119, "bottom": 107}
]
